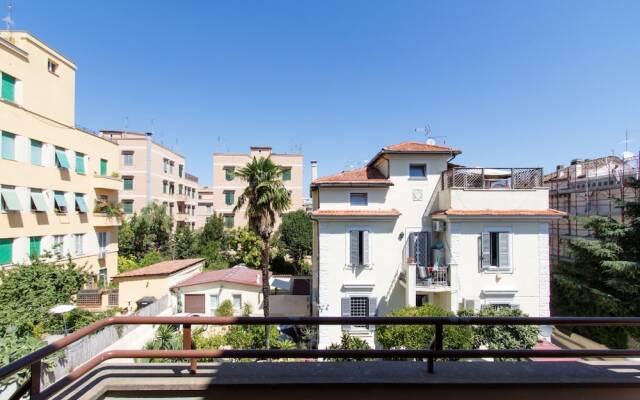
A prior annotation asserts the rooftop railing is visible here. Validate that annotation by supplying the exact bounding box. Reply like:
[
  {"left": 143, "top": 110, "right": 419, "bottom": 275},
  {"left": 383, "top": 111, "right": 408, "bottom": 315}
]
[
  {"left": 2, "top": 316, "right": 640, "bottom": 400},
  {"left": 442, "top": 167, "right": 543, "bottom": 190}
]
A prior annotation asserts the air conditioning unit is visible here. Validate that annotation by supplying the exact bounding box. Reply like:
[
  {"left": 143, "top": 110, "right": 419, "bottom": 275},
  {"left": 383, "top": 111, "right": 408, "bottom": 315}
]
[{"left": 432, "top": 220, "right": 445, "bottom": 232}]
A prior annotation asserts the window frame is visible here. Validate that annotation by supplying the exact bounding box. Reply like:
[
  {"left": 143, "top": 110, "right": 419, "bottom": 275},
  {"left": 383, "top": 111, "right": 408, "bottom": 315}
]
[
  {"left": 349, "top": 192, "right": 368, "bottom": 206},
  {"left": 346, "top": 226, "right": 372, "bottom": 268},
  {"left": 232, "top": 294, "right": 242, "bottom": 310},
  {"left": 30, "top": 139, "right": 43, "bottom": 166},
  {"left": 282, "top": 168, "right": 292, "bottom": 181},
  {"left": 224, "top": 190, "right": 235, "bottom": 206},
  {"left": 1, "top": 72, "right": 16, "bottom": 102},
  {"left": 409, "top": 163, "right": 427, "bottom": 180},
  {"left": 341, "top": 293, "right": 377, "bottom": 333},
  {"left": 223, "top": 214, "right": 235, "bottom": 228},
  {"left": 122, "top": 151, "right": 134, "bottom": 166},
  {"left": 123, "top": 176, "right": 134, "bottom": 191},
  {"left": 1, "top": 131, "right": 16, "bottom": 161},
  {"left": 75, "top": 152, "right": 85, "bottom": 174},
  {"left": 123, "top": 200, "right": 134, "bottom": 215},
  {"left": 480, "top": 227, "right": 513, "bottom": 273},
  {"left": 224, "top": 167, "right": 235, "bottom": 181},
  {"left": 0, "top": 238, "right": 13, "bottom": 265},
  {"left": 74, "top": 233, "right": 84, "bottom": 256},
  {"left": 209, "top": 294, "right": 219, "bottom": 315}
]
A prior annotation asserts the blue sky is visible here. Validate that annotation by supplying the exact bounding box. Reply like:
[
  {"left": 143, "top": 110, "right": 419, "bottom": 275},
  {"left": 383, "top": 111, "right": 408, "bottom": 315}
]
[{"left": 10, "top": 0, "right": 640, "bottom": 191}]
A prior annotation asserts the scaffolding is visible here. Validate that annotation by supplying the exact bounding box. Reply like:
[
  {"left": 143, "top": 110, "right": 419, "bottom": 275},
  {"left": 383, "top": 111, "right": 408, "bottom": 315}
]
[{"left": 544, "top": 153, "right": 640, "bottom": 266}]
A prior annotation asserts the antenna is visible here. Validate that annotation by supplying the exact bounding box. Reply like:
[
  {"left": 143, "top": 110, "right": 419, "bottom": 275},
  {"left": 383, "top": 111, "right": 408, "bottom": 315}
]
[
  {"left": 3, "top": 0, "right": 14, "bottom": 30},
  {"left": 414, "top": 124, "right": 447, "bottom": 145}
]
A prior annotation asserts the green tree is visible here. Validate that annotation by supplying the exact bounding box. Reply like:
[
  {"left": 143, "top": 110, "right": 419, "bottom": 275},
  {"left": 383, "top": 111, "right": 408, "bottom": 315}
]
[
  {"left": 200, "top": 213, "right": 225, "bottom": 244},
  {"left": 277, "top": 210, "right": 312, "bottom": 274},
  {"left": 216, "top": 299, "right": 234, "bottom": 317},
  {"left": 139, "top": 251, "right": 166, "bottom": 267},
  {"left": 125, "top": 203, "right": 173, "bottom": 259},
  {"left": 174, "top": 225, "right": 199, "bottom": 259},
  {"left": 472, "top": 307, "right": 538, "bottom": 359},
  {"left": 375, "top": 304, "right": 474, "bottom": 352},
  {"left": 226, "top": 228, "right": 262, "bottom": 268},
  {"left": 117, "top": 219, "right": 136, "bottom": 258},
  {"left": 326, "top": 333, "right": 371, "bottom": 361},
  {"left": 118, "top": 255, "right": 139, "bottom": 274}
]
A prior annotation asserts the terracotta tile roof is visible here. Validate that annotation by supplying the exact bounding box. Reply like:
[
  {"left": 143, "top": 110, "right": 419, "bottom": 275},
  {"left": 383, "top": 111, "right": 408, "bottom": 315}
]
[
  {"left": 382, "top": 141, "right": 461, "bottom": 154},
  {"left": 114, "top": 258, "right": 205, "bottom": 279},
  {"left": 431, "top": 209, "right": 566, "bottom": 217},
  {"left": 312, "top": 209, "right": 401, "bottom": 217},
  {"left": 311, "top": 166, "right": 392, "bottom": 186},
  {"left": 172, "top": 265, "right": 267, "bottom": 288}
]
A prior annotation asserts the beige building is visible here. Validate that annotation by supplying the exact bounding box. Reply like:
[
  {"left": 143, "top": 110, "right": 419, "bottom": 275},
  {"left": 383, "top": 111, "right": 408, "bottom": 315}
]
[
  {"left": 195, "top": 186, "right": 214, "bottom": 229},
  {"left": 101, "top": 130, "right": 200, "bottom": 229},
  {"left": 0, "top": 31, "right": 120, "bottom": 283},
  {"left": 212, "top": 146, "right": 303, "bottom": 228}
]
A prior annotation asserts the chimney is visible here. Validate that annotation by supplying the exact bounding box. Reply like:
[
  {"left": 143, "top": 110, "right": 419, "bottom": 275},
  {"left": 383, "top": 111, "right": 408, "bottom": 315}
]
[{"left": 311, "top": 160, "right": 318, "bottom": 181}]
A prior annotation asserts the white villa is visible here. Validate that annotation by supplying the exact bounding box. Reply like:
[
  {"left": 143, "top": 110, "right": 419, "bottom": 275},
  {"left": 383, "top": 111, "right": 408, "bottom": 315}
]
[{"left": 310, "top": 141, "right": 564, "bottom": 348}]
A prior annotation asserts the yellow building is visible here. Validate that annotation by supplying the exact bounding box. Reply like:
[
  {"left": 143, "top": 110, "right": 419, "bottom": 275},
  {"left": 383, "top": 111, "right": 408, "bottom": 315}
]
[
  {"left": 195, "top": 186, "right": 214, "bottom": 229},
  {"left": 0, "top": 31, "right": 120, "bottom": 284}
]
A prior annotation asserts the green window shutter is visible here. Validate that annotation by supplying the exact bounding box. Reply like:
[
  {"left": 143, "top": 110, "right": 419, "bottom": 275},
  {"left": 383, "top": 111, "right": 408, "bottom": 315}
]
[
  {"left": 55, "top": 148, "right": 70, "bottom": 169},
  {"left": 123, "top": 178, "right": 133, "bottom": 190},
  {"left": 225, "top": 191, "right": 234, "bottom": 205},
  {"left": 75, "top": 194, "right": 88, "bottom": 213},
  {"left": 225, "top": 168, "right": 234, "bottom": 181},
  {"left": 2, "top": 73, "right": 16, "bottom": 102},
  {"left": 30, "top": 140, "right": 42, "bottom": 165},
  {"left": 123, "top": 201, "right": 133, "bottom": 214},
  {"left": 1, "top": 132, "right": 15, "bottom": 160},
  {"left": 0, "top": 238, "right": 13, "bottom": 264},
  {"left": 1, "top": 187, "right": 21, "bottom": 211},
  {"left": 30, "top": 190, "right": 48, "bottom": 212},
  {"left": 29, "top": 236, "right": 41, "bottom": 257},
  {"left": 75, "top": 153, "right": 85, "bottom": 174},
  {"left": 282, "top": 168, "right": 291, "bottom": 181},
  {"left": 100, "top": 159, "right": 107, "bottom": 176},
  {"left": 224, "top": 215, "right": 234, "bottom": 228}
]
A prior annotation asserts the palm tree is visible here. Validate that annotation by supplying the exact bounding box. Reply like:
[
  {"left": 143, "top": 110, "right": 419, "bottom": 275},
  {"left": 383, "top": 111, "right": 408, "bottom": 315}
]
[{"left": 234, "top": 157, "right": 291, "bottom": 321}]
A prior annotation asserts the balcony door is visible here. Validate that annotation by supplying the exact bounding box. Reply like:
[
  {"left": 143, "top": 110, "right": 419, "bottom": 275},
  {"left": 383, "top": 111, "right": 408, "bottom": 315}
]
[{"left": 408, "top": 231, "right": 431, "bottom": 267}]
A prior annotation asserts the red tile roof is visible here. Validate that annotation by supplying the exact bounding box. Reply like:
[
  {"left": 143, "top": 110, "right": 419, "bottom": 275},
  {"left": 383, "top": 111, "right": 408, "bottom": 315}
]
[
  {"left": 382, "top": 141, "right": 461, "bottom": 154},
  {"left": 172, "top": 265, "right": 266, "bottom": 288},
  {"left": 114, "top": 258, "right": 205, "bottom": 279},
  {"left": 431, "top": 209, "right": 566, "bottom": 217},
  {"left": 312, "top": 209, "right": 401, "bottom": 217},
  {"left": 311, "top": 166, "right": 392, "bottom": 186}
]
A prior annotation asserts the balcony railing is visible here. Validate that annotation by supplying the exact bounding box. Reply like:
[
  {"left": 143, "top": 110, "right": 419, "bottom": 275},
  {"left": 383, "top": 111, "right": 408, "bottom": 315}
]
[
  {"left": 442, "top": 167, "right": 543, "bottom": 190},
  {"left": 2, "top": 316, "right": 640, "bottom": 399},
  {"left": 416, "top": 265, "right": 448, "bottom": 287}
]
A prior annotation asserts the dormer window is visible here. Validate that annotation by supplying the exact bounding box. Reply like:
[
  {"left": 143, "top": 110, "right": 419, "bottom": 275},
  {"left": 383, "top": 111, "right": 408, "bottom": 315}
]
[
  {"left": 409, "top": 164, "right": 427, "bottom": 179},
  {"left": 350, "top": 193, "right": 368, "bottom": 206},
  {"left": 47, "top": 59, "right": 59, "bottom": 74}
]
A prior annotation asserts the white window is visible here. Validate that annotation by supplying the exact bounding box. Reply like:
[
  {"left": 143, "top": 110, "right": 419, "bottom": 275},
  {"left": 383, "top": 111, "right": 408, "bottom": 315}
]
[
  {"left": 349, "top": 193, "right": 368, "bottom": 206},
  {"left": 341, "top": 295, "right": 377, "bottom": 331},
  {"left": 122, "top": 151, "right": 134, "bottom": 166},
  {"left": 232, "top": 294, "right": 242, "bottom": 310},
  {"left": 98, "top": 232, "right": 108, "bottom": 255},
  {"left": 348, "top": 229, "right": 370, "bottom": 266},
  {"left": 74, "top": 234, "right": 84, "bottom": 255},
  {"left": 53, "top": 235, "right": 64, "bottom": 256},
  {"left": 480, "top": 229, "right": 512, "bottom": 271},
  {"left": 210, "top": 294, "right": 219, "bottom": 315}
]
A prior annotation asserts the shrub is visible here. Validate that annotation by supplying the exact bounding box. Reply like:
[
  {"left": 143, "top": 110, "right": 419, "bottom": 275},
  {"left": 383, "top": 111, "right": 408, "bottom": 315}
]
[
  {"left": 473, "top": 307, "right": 538, "bottom": 359},
  {"left": 326, "top": 333, "right": 371, "bottom": 361},
  {"left": 216, "top": 299, "right": 234, "bottom": 317},
  {"left": 376, "top": 304, "right": 474, "bottom": 353}
]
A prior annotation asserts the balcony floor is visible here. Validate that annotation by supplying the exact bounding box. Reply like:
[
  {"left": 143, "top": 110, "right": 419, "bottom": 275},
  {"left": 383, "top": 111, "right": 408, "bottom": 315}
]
[{"left": 49, "top": 361, "right": 640, "bottom": 400}]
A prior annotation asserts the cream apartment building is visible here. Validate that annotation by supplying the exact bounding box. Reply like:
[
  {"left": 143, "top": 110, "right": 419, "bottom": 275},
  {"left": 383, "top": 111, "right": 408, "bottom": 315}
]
[
  {"left": 195, "top": 186, "right": 214, "bottom": 229},
  {"left": 100, "top": 130, "right": 200, "bottom": 229},
  {"left": 0, "top": 31, "right": 120, "bottom": 283},
  {"left": 212, "top": 147, "right": 303, "bottom": 228}
]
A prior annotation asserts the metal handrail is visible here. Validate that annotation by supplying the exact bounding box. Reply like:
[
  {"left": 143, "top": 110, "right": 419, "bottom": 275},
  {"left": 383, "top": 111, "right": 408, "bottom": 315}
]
[{"left": 2, "top": 316, "right": 640, "bottom": 399}]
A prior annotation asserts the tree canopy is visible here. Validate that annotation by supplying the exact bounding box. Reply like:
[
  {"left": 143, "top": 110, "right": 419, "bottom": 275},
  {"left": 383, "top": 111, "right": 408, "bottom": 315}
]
[{"left": 277, "top": 209, "right": 312, "bottom": 274}]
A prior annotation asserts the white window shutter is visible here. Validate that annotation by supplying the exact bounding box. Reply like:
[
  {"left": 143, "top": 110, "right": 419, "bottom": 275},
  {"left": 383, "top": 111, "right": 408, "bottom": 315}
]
[
  {"left": 481, "top": 232, "right": 491, "bottom": 269},
  {"left": 368, "top": 296, "right": 377, "bottom": 331},
  {"left": 498, "top": 232, "right": 510, "bottom": 269},
  {"left": 341, "top": 297, "right": 351, "bottom": 331},
  {"left": 362, "top": 230, "right": 370, "bottom": 266},
  {"left": 349, "top": 230, "right": 359, "bottom": 265}
]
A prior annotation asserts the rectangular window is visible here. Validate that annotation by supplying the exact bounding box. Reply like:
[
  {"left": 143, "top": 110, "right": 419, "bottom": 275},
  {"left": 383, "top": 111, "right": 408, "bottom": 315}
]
[
  {"left": 98, "top": 232, "right": 108, "bottom": 254},
  {"left": 481, "top": 231, "right": 511, "bottom": 270},
  {"left": 123, "top": 200, "right": 134, "bottom": 214},
  {"left": 210, "top": 295, "right": 219, "bottom": 315},
  {"left": 179, "top": 164, "right": 184, "bottom": 178},
  {"left": 53, "top": 235, "right": 64, "bottom": 256},
  {"left": 30, "top": 189, "right": 48, "bottom": 212},
  {"left": 55, "top": 147, "right": 70, "bottom": 169},
  {"left": 48, "top": 59, "right": 59, "bottom": 74},
  {"left": 54, "top": 191, "right": 68, "bottom": 213},
  {"left": 30, "top": 140, "right": 42, "bottom": 165},
  {"left": 224, "top": 191, "right": 234, "bottom": 206},
  {"left": 74, "top": 234, "right": 84, "bottom": 255},
  {"left": 75, "top": 193, "right": 88, "bottom": 213},
  {"left": 1, "top": 72, "right": 16, "bottom": 102},
  {"left": 0, "top": 238, "right": 13, "bottom": 264},
  {"left": 100, "top": 159, "right": 107, "bottom": 176},
  {"left": 282, "top": 168, "right": 292, "bottom": 181},
  {"left": 163, "top": 159, "right": 168, "bottom": 173},
  {"left": 409, "top": 164, "right": 427, "bottom": 178},
  {"left": 206, "top": 205, "right": 212, "bottom": 214},
  {"left": 224, "top": 214, "right": 234, "bottom": 228},
  {"left": 349, "top": 230, "right": 370, "bottom": 266},
  {"left": 98, "top": 268, "right": 107, "bottom": 287},
  {"left": 341, "top": 295, "right": 377, "bottom": 331},
  {"left": 123, "top": 177, "right": 133, "bottom": 190},
  {"left": 1, "top": 131, "right": 15, "bottom": 160},
  {"left": 350, "top": 193, "right": 368, "bottom": 206},
  {"left": 75, "top": 152, "right": 85, "bottom": 174},
  {"left": 233, "top": 294, "right": 242, "bottom": 310},
  {"left": 29, "top": 236, "right": 41, "bottom": 258},
  {"left": 0, "top": 186, "right": 21, "bottom": 211},
  {"left": 122, "top": 151, "right": 134, "bottom": 166},
  {"left": 224, "top": 167, "right": 234, "bottom": 181}
]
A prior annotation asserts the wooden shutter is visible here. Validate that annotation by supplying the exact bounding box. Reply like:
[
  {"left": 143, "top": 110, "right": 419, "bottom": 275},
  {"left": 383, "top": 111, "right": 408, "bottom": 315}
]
[
  {"left": 407, "top": 232, "right": 416, "bottom": 262},
  {"left": 362, "top": 230, "right": 370, "bottom": 266},
  {"left": 184, "top": 294, "right": 206, "bottom": 314},
  {"left": 0, "top": 238, "right": 12, "bottom": 265},
  {"left": 100, "top": 159, "right": 107, "bottom": 176},
  {"left": 368, "top": 296, "right": 377, "bottom": 331},
  {"left": 416, "top": 232, "right": 429, "bottom": 267},
  {"left": 498, "top": 232, "right": 510, "bottom": 269},
  {"left": 481, "top": 232, "right": 491, "bottom": 269},
  {"left": 2, "top": 73, "right": 15, "bottom": 102},
  {"left": 341, "top": 297, "right": 351, "bottom": 331},
  {"left": 349, "top": 230, "right": 359, "bottom": 265}
]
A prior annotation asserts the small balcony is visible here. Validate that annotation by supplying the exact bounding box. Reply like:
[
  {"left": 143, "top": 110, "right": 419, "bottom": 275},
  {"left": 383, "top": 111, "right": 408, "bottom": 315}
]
[
  {"left": 92, "top": 213, "right": 121, "bottom": 227},
  {"left": 401, "top": 263, "right": 452, "bottom": 293},
  {"left": 92, "top": 174, "right": 122, "bottom": 191}
]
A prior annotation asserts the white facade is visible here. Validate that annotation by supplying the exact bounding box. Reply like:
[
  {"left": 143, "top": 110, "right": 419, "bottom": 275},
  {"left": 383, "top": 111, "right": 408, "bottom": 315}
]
[{"left": 311, "top": 142, "right": 562, "bottom": 349}]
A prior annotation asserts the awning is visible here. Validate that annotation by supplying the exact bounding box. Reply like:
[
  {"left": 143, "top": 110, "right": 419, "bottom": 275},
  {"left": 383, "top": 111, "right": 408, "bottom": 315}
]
[
  {"left": 30, "top": 191, "right": 48, "bottom": 212},
  {"left": 55, "top": 149, "right": 70, "bottom": 169},
  {"left": 75, "top": 194, "right": 88, "bottom": 213},
  {"left": 0, "top": 187, "right": 21, "bottom": 211},
  {"left": 54, "top": 192, "right": 67, "bottom": 210}
]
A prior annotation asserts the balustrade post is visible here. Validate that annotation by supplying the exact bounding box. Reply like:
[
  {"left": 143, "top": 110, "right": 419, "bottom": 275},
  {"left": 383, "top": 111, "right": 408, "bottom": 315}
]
[
  {"left": 30, "top": 360, "right": 41, "bottom": 397},
  {"left": 183, "top": 323, "right": 197, "bottom": 374}
]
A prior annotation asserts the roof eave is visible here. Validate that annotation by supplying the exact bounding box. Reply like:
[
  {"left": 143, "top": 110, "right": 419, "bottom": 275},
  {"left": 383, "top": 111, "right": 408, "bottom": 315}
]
[
  {"left": 311, "top": 181, "right": 393, "bottom": 188},
  {"left": 366, "top": 149, "right": 462, "bottom": 167}
]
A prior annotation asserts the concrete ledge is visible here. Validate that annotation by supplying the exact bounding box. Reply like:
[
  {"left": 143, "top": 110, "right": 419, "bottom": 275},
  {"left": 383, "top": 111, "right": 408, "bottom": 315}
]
[{"left": 50, "top": 361, "right": 640, "bottom": 400}]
